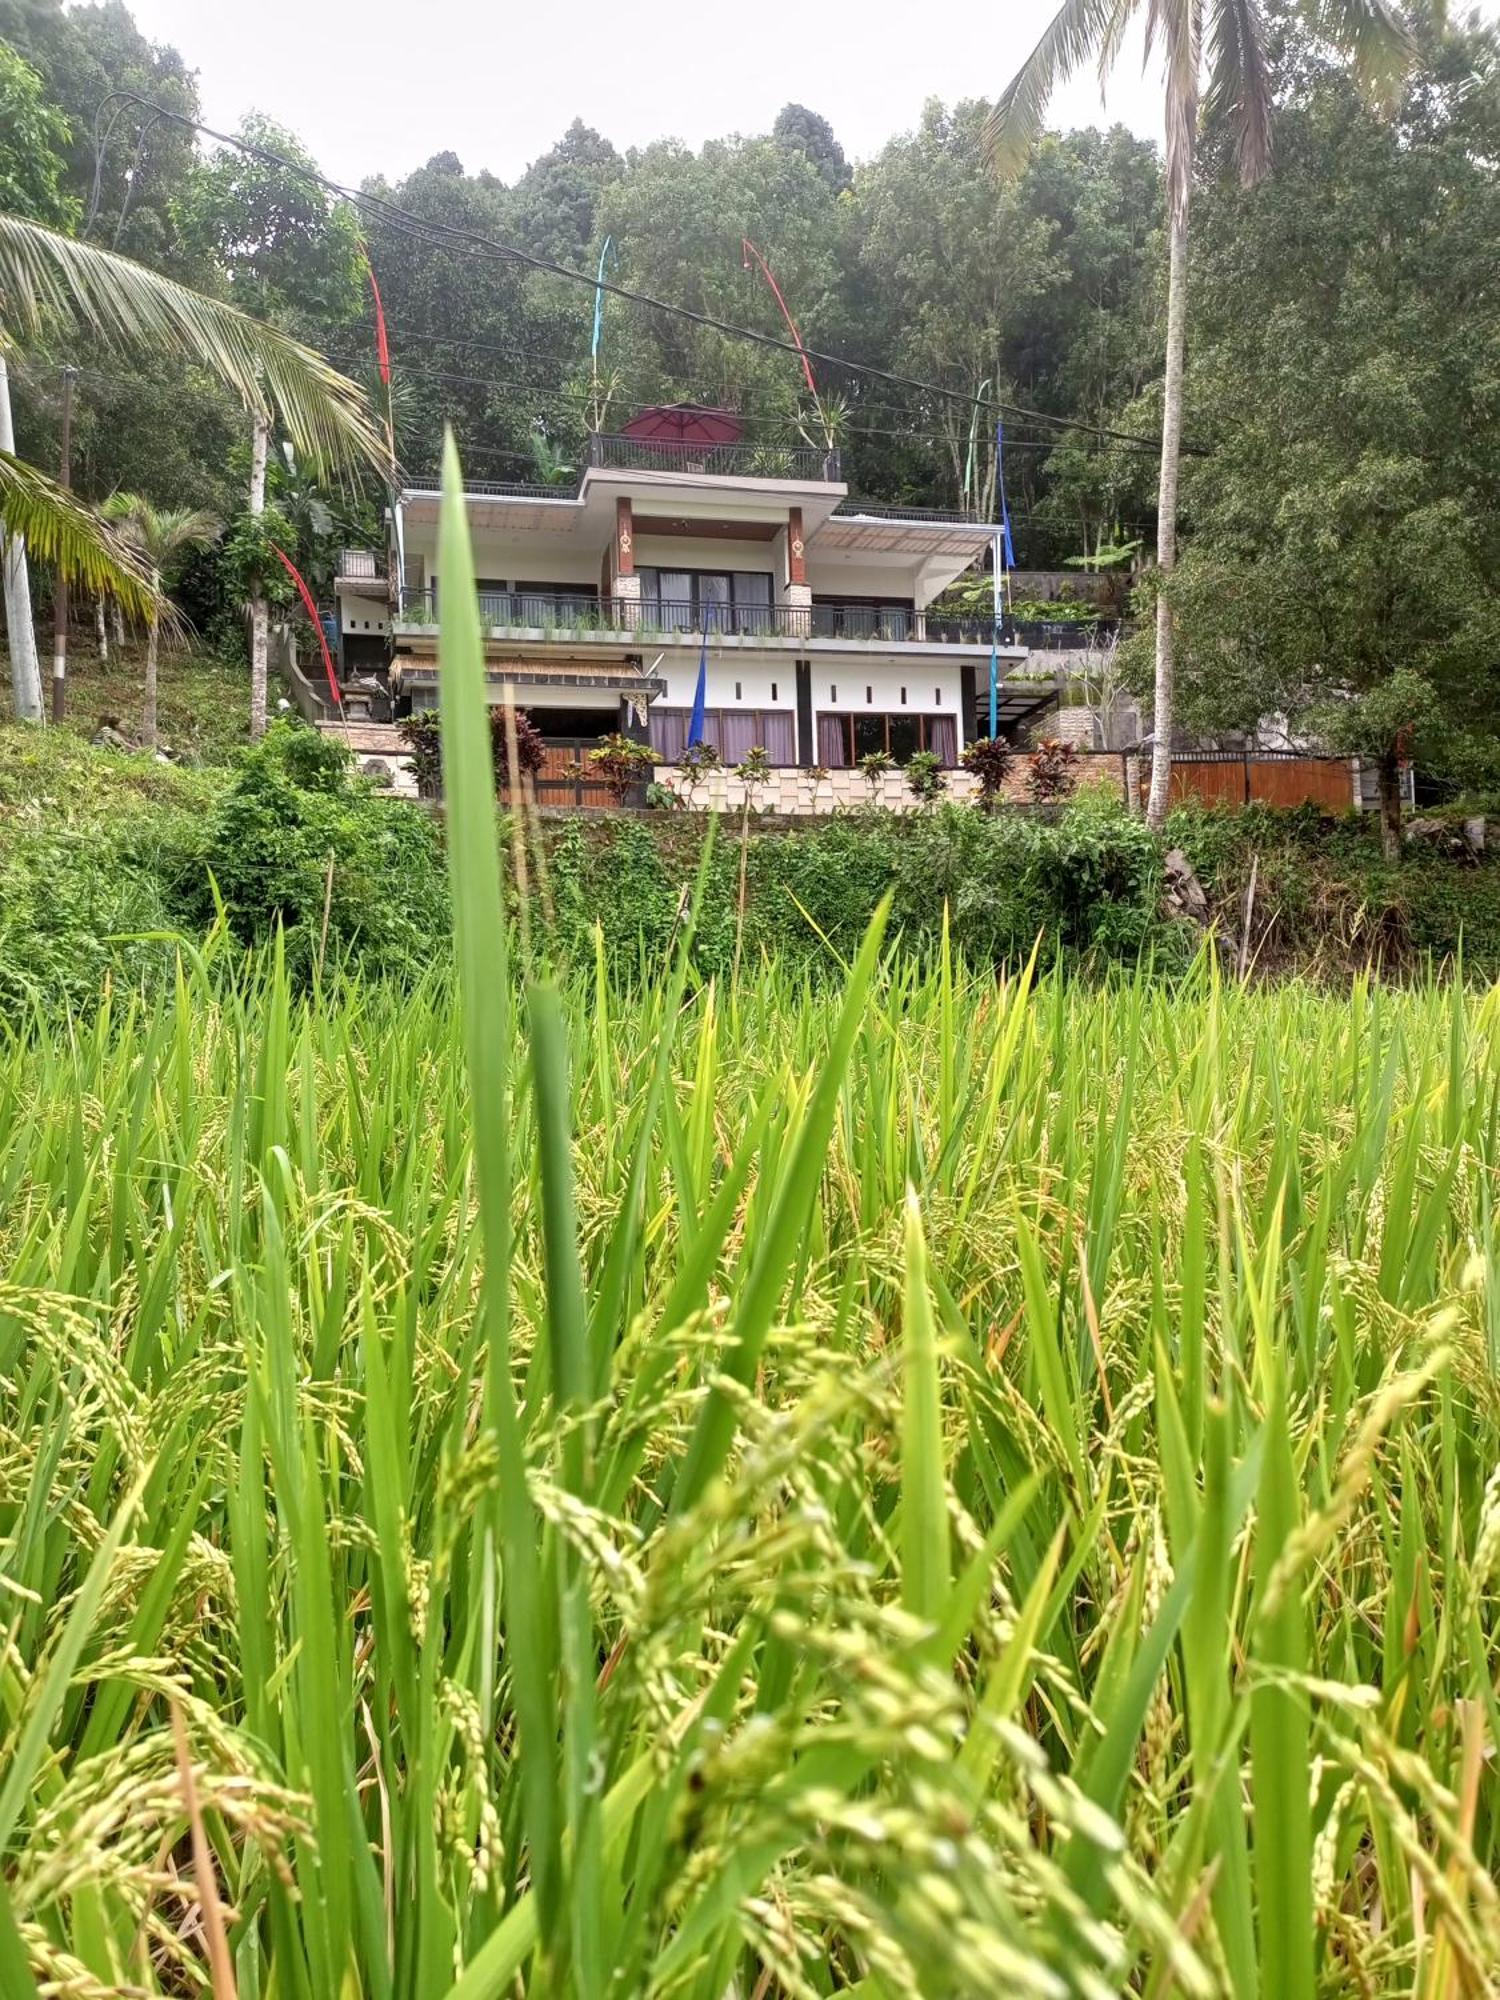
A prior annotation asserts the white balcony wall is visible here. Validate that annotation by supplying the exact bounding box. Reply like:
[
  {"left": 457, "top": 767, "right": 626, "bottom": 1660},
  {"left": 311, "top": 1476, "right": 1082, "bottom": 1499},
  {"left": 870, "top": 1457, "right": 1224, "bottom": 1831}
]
[
  {"left": 812, "top": 659, "right": 965, "bottom": 714},
  {"left": 655, "top": 657, "right": 796, "bottom": 709}
]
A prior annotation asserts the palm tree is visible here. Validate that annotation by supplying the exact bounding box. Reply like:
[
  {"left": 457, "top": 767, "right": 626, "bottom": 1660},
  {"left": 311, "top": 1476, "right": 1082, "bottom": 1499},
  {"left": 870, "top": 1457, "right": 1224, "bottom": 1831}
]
[
  {"left": 102, "top": 495, "right": 221, "bottom": 749},
  {"left": 988, "top": 1, "right": 1414, "bottom": 828},
  {"left": 0, "top": 212, "right": 385, "bottom": 724},
  {"left": 0, "top": 447, "right": 158, "bottom": 623}
]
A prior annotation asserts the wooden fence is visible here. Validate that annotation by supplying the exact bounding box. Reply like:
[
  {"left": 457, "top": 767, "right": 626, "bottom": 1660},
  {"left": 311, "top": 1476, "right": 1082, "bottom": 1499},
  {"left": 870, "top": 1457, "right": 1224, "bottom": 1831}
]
[{"left": 1128, "top": 753, "right": 1356, "bottom": 813}]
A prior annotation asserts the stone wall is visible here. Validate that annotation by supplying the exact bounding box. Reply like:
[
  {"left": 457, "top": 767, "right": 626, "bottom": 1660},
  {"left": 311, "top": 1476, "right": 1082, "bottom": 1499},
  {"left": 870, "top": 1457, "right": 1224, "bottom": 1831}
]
[
  {"left": 654, "top": 764, "right": 983, "bottom": 814},
  {"left": 652, "top": 750, "right": 1137, "bottom": 815}
]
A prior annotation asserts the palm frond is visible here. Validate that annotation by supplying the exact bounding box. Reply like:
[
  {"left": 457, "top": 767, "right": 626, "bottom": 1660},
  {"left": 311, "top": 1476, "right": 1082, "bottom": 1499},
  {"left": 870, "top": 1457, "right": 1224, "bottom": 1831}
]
[
  {"left": 0, "top": 212, "right": 386, "bottom": 480},
  {"left": 1301, "top": 0, "right": 1416, "bottom": 109},
  {"left": 986, "top": 0, "right": 1139, "bottom": 172},
  {"left": 1146, "top": 0, "right": 1203, "bottom": 221},
  {"left": 102, "top": 493, "right": 222, "bottom": 566},
  {"left": 1207, "top": 0, "right": 1275, "bottom": 186},
  {"left": 0, "top": 451, "right": 163, "bottom": 625}
]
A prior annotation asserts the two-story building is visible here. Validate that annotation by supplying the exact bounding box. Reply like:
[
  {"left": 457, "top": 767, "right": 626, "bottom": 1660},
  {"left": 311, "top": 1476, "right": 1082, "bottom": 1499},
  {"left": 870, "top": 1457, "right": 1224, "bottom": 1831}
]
[{"left": 344, "top": 407, "right": 1057, "bottom": 808}]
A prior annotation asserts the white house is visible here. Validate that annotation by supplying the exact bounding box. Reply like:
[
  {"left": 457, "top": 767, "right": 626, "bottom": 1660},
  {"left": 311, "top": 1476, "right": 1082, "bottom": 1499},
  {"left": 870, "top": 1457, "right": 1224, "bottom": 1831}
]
[{"left": 371, "top": 407, "right": 1054, "bottom": 808}]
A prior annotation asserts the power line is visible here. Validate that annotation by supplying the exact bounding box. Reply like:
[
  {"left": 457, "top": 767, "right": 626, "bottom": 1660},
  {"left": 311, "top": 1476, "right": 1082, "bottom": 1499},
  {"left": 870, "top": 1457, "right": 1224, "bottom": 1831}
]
[
  {"left": 96, "top": 90, "right": 1198, "bottom": 458},
  {"left": 329, "top": 331, "right": 1163, "bottom": 453},
  {"left": 347, "top": 355, "right": 1159, "bottom": 455}
]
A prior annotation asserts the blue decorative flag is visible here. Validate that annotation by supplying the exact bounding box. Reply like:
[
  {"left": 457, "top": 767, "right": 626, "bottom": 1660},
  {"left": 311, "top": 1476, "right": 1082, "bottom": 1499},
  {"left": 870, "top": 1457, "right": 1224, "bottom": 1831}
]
[
  {"left": 591, "top": 237, "right": 616, "bottom": 367},
  {"left": 687, "top": 615, "right": 708, "bottom": 748},
  {"left": 996, "top": 420, "right": 1017, "bottom": 571}
]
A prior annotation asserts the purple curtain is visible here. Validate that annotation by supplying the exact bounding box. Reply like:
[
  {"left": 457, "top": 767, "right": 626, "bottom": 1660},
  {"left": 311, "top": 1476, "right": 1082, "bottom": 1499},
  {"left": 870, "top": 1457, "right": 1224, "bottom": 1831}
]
[
  {"left": 818, "top": 715, "right": 848, "bottom": 767},
  {"left": 929, "top": 715, "right": 958, "bottom": 766},
  {"left": 719, "top": 711, "right": 761, "bottom": 766},
  {"left": 650, "top": 707, "right": 689, "bottom": 760},
  {"left": 761, "top": 712, "right": 796, "bottom": 764}
]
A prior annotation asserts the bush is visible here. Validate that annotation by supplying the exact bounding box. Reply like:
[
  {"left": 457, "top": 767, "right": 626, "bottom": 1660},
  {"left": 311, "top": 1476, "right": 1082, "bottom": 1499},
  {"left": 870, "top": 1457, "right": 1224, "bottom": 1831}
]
[
  {"left": 960, "top": 735, "right": 1014, "bottom": 806},
  {"left": 587, "top": 733, "right": 654, "bottom": 803},
  {"left": 906, "top": 749, "right": 947, "bottom": 805},
  {"left": 1028, "top": 738, "right": 1079, "bottom": 804},
  {"left": 183, "top": 722, "right": 449, "bottom": 979},
  {"left": 399, "top": 708, "right": 547, "bottom": 800}
]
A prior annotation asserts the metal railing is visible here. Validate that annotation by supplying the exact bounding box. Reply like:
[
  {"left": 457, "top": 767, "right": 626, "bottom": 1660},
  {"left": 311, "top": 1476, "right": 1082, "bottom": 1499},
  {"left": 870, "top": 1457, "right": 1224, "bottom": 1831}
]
[
  {"left": 1010, "top": 618, "right": 1120, "bottom": 651},
  {"left": 395, "top": 589, "right": 1016, "bottom": 647},
  {"left": 834, "top": 499, "right": 994, "bottom": 526},
  {"left": 588, "top": 433, "right": 842, "bottom": 482},
  {"left": 337, "top": 548, "right": 380, "bottom": 578},
  {"left": 403, "top": 476, "right": 581, "bottom": 499}
]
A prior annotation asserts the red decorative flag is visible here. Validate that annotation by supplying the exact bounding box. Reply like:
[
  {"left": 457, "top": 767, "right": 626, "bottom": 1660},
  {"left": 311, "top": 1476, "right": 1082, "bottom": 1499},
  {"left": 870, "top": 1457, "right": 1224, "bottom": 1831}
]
[
  {"left": 270, "top": 543, "right": 342, "bottom": 709},
  {"left": 364, "top": 253, "right": 391, "bottom": 386},
  {"left": 742, "top": 238, "right": 817, "bottom": 398}
]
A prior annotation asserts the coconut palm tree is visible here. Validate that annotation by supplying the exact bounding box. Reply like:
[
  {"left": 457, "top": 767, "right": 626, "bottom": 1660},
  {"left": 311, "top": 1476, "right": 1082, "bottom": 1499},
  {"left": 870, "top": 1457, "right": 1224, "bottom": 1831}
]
[
  {"left": 102, "top": 495, "right": 221, "bottom": 749},
  {"left": 0, "top": 212, "right": 384, "bottom": 724},
  {"left": 988, "top": 1, "right": 1415, "bottom": 828},
  {"left": 0, "top": 447, "right": 158, "bottom": 621}
]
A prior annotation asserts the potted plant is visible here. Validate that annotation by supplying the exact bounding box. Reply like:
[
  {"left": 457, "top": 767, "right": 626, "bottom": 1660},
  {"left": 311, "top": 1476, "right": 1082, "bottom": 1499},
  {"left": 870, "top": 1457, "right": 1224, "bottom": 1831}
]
[
  {"left": 587, "top": 731, "right": 655, "bottom": 804},
  {"left": 960, "top": 735, "right": 1014, "bottom": 811}
]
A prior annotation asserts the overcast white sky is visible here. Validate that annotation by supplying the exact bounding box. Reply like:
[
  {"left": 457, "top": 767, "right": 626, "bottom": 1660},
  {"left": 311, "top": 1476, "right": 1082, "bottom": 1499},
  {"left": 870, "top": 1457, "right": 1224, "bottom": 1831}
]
[{"left": 124, "top": 0, "right": 1165, "bottom": 188}]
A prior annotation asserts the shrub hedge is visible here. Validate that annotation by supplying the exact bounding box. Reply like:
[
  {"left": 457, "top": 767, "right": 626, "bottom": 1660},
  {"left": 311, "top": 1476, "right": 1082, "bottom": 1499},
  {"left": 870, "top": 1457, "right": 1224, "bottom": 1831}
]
[{"left": 7, "top": 721, "right": 1500, "bottom": 1006}]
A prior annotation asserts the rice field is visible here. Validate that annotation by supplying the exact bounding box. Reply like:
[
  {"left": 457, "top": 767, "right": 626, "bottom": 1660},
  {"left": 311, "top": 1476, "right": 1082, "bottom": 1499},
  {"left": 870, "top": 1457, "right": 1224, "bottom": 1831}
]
[{"left": 3, "top": 459, "right": 1500, "bottom": 1997}]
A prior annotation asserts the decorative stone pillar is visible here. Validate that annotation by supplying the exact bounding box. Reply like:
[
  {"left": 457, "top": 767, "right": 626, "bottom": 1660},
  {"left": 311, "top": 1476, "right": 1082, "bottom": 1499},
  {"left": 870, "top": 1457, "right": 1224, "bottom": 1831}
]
[
  {"left": 784, "top": 506, "right": 811, "bottom": 635},
  {"left": 612, "top": 495, "right": 640, "bottom": 628}
]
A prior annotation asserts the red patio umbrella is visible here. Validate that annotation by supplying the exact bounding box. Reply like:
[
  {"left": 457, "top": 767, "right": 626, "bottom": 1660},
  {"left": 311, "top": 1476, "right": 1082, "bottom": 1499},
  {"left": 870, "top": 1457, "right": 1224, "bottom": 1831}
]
[{"left": 620, "top": 404, "right": 744, "bottom": 445}]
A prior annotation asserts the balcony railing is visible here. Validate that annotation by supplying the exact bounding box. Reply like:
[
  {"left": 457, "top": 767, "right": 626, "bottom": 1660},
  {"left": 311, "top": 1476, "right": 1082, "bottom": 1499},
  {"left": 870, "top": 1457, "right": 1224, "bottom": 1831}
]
[
  {"left": 1010, "top": 618, "right": 1120, "bottom": 651},
  {"left": 588, "top": 433, "right": 842, "bottom": 482},
  {"left": 337, "top": 547, "right": 380, "bottom": 578},
  {"left": 395, "top": 589, "right": 1019, "bottom": 648}
]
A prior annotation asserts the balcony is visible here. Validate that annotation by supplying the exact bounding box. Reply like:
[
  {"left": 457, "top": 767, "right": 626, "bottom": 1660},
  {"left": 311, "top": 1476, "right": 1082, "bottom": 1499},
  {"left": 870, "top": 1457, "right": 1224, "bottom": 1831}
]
[
  {"left": 588, "top": 432, "right": 841, "bottom": 482},
  {"left": 394, "top": 590, "right": 1023, "bottom": 650}
]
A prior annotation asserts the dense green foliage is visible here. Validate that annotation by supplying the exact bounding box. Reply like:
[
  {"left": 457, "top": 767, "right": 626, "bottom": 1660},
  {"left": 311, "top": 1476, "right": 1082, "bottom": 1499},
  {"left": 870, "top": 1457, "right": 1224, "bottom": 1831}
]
[
  {"left": 1147, "top": 17, "right": 1500, "bottom": 791},
  {"left": 0, "top": 722, "right": 448, "bottom": 1007},
  {"left": 0, "top": 0, "right": 1164, "bottom": 564},
  {"left": 13, "top": 722, "right": 1500, "bottom": 1010}
]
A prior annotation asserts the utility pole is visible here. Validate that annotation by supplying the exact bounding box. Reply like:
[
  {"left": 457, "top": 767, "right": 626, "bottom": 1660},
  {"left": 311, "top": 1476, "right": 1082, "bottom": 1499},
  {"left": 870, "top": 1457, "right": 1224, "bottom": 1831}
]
[{"left": 52, "top": 366, "right": 77, "bottom": 723}]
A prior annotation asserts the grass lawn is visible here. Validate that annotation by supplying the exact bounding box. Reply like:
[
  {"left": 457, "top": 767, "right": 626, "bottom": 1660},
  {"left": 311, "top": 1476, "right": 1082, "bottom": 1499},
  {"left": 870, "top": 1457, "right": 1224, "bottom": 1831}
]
[{"left": 51, "top": 640, "right": 252, "bottom": 765}]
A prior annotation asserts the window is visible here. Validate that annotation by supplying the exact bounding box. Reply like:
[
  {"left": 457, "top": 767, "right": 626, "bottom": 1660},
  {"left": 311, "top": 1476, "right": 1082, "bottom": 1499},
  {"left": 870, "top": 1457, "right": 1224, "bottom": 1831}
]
[
  {"left": 734, "top": 681, "right": 742, "bottom": 700},
  {"left": 637, "top": 568, "right": 775, "bottom": 634},
  {"left": 770, "top": 681, "right": 778, "bottom": 702},
  {"left": 818, "top": 714, "right": 958, "bottom": 768},
  {"left": 900, "top": 687, "right": 907, "bottom": 705},
  {"left": 649, "top": 707, "right": 796, "bottom": 764},
  {"left": 811, "top": 598, "right": 915, "bottom": 641}
]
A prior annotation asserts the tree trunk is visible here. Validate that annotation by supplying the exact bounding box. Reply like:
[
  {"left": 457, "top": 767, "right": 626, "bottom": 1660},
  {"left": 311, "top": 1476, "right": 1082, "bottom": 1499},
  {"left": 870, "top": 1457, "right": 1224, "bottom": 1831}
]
[
  {"left": 249, "top": 410, "right": 269, "bottom": 740},
  {"left": 0, "top": 353, "right": 44, "bottom": 723},
  {"left": 1145, "top": 186, "right": 1192, "bottom": 830},
  {"left": 1378, "top": 749, "right": 1403, "bottom": 862},
  {"left": 95, "top": 595, "right": 109, "bottom": 663},
  {"left": 143, "top": 573, "right": 161, "bottom": 749}
]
